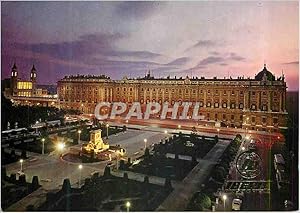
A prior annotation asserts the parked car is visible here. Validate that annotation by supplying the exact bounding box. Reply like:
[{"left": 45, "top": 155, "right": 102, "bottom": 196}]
[{"left": 232, "top": 198, "right": 242, "bottom": 211}]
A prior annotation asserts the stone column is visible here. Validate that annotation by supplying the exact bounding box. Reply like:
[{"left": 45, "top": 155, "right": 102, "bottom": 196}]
[
  {"left": 268, "top": 91, "right": 272, "bottom": 112},
  {"left": 279, "top": 92, "right": 283, "bottom": 112},
  {"left": 227, "top": 91, "right": 230, "bottom": 109},
  {"left": 204, "top": 90, "right": 207, "bottom": 107},
  {"left": 243, "top": 91, "right": 247, "bottom": 110},
  {"left": 257, "top": 91, "right": 261, "bottom": 111},
  {"left": 235, "top": 91, "right": 238, "bottom": 109}
]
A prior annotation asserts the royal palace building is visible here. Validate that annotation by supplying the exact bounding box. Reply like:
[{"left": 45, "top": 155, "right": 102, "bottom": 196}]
[{"left": 57, "top": 64, "right": 288, "bottom": 132}]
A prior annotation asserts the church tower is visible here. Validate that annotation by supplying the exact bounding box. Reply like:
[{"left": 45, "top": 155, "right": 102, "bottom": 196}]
[
  {"left": 30, "top": 64, "right": 37, "bottom": 90},
  {"left": 10, "top": 63, "right": 18, "bottom": 96}
]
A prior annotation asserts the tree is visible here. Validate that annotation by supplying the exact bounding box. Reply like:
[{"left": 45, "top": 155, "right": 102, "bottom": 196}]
[{"left": 190, "top": 192, "right": 211, "bottom": 210}]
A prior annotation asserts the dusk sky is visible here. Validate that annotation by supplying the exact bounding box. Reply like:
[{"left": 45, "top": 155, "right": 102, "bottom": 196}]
[{"left": 1, "top": 1, "right": 299, "bottom": 90}]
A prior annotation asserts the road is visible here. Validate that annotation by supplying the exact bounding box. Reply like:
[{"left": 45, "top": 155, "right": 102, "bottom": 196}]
[{"left": 106, "top": 117, "right": 283, "bottom": 142}]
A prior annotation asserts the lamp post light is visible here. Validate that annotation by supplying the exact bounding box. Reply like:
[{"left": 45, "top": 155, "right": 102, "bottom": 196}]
[
  {"left": 41, "top": 138, "right": 45, "bottom": 155},
  {"left": 222, "top": 194, "right": 227, "bottom": 211},
  {"left": 78, "top": 130, "right": 82, "bottom": 144},
  {"left": 125, "top": 201, "right": 131, "bottom": 212},
  {"left": 144, "top": 138, "right": 147, "bottom": 150},
  {"left": 164, "top": 130, "right": 168, "bottom": 134},
  {"left": 178, "top": 124, "right": 181, "bottom": 129},
  {"left": 78, "top": 164, "right": 83, "bottom": 187},
  {"left": 217, "top": 128, "right": 220, "bottom": 138},
  {"left": 106, "top": 124, "right": 109, "bottom": 138},
  {"left": 241, "top": 146, "right": 245, "bottom": 151},
  {"left": 57, "top": 142, "right": 65, "bottom": 157},
  {"left": 19, "top": 159, "right": 24, "bottom": 172}
]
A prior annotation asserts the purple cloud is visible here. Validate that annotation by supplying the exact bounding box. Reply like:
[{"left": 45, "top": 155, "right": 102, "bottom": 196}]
[{"left": 166, "top": 57, "right": 190, "bottom": 66}]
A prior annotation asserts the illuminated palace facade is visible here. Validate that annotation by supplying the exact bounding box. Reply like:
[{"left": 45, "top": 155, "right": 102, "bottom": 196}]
[{"left": 57, "top": 65, "right": 288, "bottom": 132}]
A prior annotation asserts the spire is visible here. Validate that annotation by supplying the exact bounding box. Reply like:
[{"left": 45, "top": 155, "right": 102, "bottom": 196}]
[
  {"left": 12, "top": 62, "right": 17, "bottom": 70},
  {"left": 31, "top": 64, "right": 36, "bottom": 72}
]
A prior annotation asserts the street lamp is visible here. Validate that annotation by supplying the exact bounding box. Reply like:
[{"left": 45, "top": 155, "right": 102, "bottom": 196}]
[
  {"left": 19, "top": 159, "right": 24, "bottom": 172},
  {"left": 241, "top": 146, "right": 245, "bottom": 151},
  {"left": 164, "top": 130, "right": 168, "bottom": 134},
  {"left": 125, "top": 201, "right": 131, "bottom": 212},
  {"left": 222, "top": 194, "right": 227, "bottom": 211},
  {"left": 178, "top": 124, "right": 181, "bottom": 129},
  {"left": 78, "top": 130, "right": 82, "bottom": 144},
  {"left": 217, "top": 128, "right": 220, "bottom": 137},
  {"left": 106, "top": 124, "right": 109, "bottom": 138},
  {"left": 41, "top": 138, "right": 45, "bottom": 155},
  {"left": 78, "top": 164, "right": 83, "bottom": 187},
  {"left": 144, "top": 138, "right": 147, "bottom": 150},
  {"left": 57, "top": 142, "right": 65, "bottom": 156}
]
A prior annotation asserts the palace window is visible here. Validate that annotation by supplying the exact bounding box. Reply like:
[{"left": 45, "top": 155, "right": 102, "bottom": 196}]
[
  {"left": 251, "top": 104, "right": 256, "bottom": 110},
  {"left": 222, "top": 102, "right": 227, "bottom": 108},
  {"left": 207, "top": 90, "right": 210, "bottom": 94},
  {"left": 239, "top": 103, "right": 244, "bottom": 109},
  {"left": 231, "top": 115, "right": 235, "bottom": 120},
  {"left": 231, "top": 103, "right": 235, "bottom": 109},
  {"left": 200, "top": 101, "right": 204, "bottom": 107},
  {"left": 207, "top": 102, "right": 211, "bottom": 107},
  {"left": 262, "top": 104, "right": 267, "bottom": 111},
  {"left": 240, "top": 91, "right": 243, "bottom": 95},
  {"left": 252, "top": 117, "right": 255, "bottom": 123},
  {"left": 223, "top": 114, "right": 226, "bottom": 120},
  {"left": 231, "top": 91, "right": 235, "bottom": 95},
  {"left": 273, "top": 117, "right": 278, "bottom": 124},
  {"left": 252, "top": 91, "right": 256, "bottom": 95},
  {"left": 214, "top": 102, "right": 219, "bottom": 108},
  {"left": 262, "top": 117, "right": 266, "bottom": 124}
]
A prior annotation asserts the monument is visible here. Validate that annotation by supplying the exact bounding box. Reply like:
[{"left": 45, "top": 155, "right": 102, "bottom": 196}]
[{"left": 81, "top": 129, "right": 109, "bottom": 154}]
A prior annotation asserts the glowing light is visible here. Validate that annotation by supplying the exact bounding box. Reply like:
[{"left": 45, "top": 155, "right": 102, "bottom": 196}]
[
  {"left": 78, "top": 130, "right": 82, "bottom": 134},
  {"left": 222, "top": 194, "right": 227, "bottom": 201},
  {"left": 126, "top": 201, "right": 131, "bottom": 208},
  {"left": 178, "top": 125, "right": 181, "bottom": 129},
  {"left": 164, "top": 130, "right": 168, "bottom": 134},
  {"left": 78, "top": 164, "right": 83, "bottom": 169},
  {"left": 106, "top": 124, "right": 109, "bottom": 128},
  {"left": 57, "top": 142, "right": 65, "bottom": 151},
  {"left": 41, "top": 138, "right": 45, "bottom": 142},
  {"left": 144, "top": 138, "right": 147, "bottom": 143},
  {"left": 20, "top": 159, "right": 24, "bottom": 163},
  {"left": 241, "top": 147, "right": 245, "bottom": 151}
]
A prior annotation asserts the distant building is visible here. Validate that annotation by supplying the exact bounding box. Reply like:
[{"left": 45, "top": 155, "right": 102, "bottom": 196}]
[
  {"left": 57, "top": 64, "right": 288, "bottom": 133},
  {"left": 3, "top": 63, "right": 58, "bottom": 107}
]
